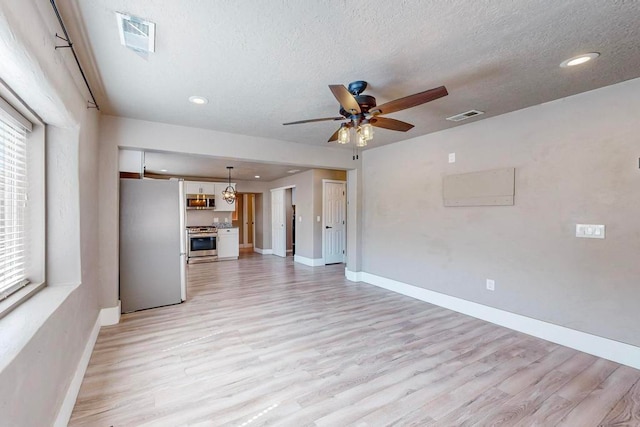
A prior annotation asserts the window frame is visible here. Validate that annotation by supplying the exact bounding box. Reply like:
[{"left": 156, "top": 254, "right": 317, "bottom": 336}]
[{"left": 0, "top": 85, "right": 45, "bottom": 319}]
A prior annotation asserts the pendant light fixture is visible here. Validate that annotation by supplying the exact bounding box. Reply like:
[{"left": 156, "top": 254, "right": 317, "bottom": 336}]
[{"left": 222, "top": 166, "right": 236, "bottom": 204}]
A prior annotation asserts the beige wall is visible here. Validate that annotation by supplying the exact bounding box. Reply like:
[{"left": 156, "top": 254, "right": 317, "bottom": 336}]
[
  {"left": 361, "top": 77, "right": 640, "bottom": 347},
  {"left": 0, "top": 1, "right": 101, "bottom": 424}
]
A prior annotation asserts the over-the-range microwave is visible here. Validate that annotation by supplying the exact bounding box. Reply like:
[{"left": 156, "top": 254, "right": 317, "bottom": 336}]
[{"left": 186, "top": 194, "right": 215, "bottom": 210}]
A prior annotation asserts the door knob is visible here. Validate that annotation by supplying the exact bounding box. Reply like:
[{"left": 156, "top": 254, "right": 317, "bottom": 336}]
[{"left": 325, "top": 226, "right": 332, "bottom": 229}]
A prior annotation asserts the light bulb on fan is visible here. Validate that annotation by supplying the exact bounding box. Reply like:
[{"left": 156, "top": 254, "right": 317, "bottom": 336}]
[
  {"left": 356, "top": 133, "right": 367, "bottom": 147},
  {"left": 360, "top": 121, "right": 374, "bottom": 141},
  {"left": 337, "top": 124, "right": 350, "bottom": 144}
]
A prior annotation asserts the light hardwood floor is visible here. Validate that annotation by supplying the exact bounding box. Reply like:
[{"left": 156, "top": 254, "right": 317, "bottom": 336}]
[{"left": 70, "top": 253, "right": 640, "bottom": 426}]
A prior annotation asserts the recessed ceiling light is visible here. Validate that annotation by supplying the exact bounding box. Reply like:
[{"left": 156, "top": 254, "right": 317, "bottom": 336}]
[
  {"left": 160, "top": 169, "right": 168, "bottom": 172},
  {"left": 287, "top": 169, "right": 300, "bottom": 173},
  {"left": 560, "top": 52, "right": 600, "bottom": 68},
  {"left": 188, "top": 96, "right": 208, "bottom": 105},
  {"left": 254, "top": 175, "right": 260, "bottom": 179}
]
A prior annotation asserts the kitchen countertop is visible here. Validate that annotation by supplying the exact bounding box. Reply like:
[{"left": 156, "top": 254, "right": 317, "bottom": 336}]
[{"left": 212, "top": 222, "right": 234, "bottom": 229}]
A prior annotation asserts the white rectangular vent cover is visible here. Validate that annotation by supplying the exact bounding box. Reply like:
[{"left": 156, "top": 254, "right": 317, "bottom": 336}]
[
  {"left": 446, "top": 110, "right": 485, "bottom": 122},
  {"left": 116, "top": 12, "right": 156, "bottom": 53}
]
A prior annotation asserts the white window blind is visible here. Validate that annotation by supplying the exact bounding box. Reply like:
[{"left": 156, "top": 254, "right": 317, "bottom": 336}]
[{"left": 0, "top": 109, "right": 29, "bottom": 300}]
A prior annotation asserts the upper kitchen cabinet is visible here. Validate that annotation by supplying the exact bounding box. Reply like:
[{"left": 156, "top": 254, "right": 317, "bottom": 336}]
[
  {"left": 184, "top": 181, "right": 216, "bottom": 195},
  {"left": 214, "top": 183, "right": 236, "bottom": 211}
]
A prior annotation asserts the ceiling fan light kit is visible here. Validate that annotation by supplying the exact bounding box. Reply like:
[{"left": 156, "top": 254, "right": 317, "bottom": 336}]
[
  {"left": 337, "top": 124, "right": 350, "bottom": 144},
  {"left": 222, "top": 166, "right": 236, "bottom": 204},
  {"left": 360, "top": 120, "right": 374, "bottom": 141},
  {"left": 283, "top": 80, "right": 448, "bottom": 155},
  {"left": 356, "top": 133, "right": 367, "bottom": 148}
]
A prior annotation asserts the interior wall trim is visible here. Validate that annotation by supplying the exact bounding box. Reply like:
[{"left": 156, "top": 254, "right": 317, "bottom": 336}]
[
  {"left": 293, "top": 255, "right": 325, "bottom": 267},
  {"left": 360, "top": 271, "right": 640, "bottom": 370},
  {"left": 54, "top": 315, "right": 101, "bottom": 427},
  {"left": 345, "top": 268, "right": 363, "bottom": 282},
  {"left": 254, "top": 247, "right": 273, "bottom": 255},
  {"left": 99, "top": 300, "right": 121, "bottom": 326}
]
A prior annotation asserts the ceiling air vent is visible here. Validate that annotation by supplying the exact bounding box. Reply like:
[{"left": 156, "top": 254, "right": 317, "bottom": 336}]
[
  {"left": 116, "top": 12, "right": 156, "bottom": 53},
  {"left": 446, "top": 110, "right": 485, "bottom": 122}
]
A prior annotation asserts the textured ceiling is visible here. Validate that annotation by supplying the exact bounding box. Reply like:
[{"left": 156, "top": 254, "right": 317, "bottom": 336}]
[{"left": 65, "top": 0, "right": 640, "bottom": 151}]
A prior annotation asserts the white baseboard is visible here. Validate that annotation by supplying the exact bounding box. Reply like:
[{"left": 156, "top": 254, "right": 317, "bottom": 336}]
[
  {"left": 254, "top": 247, "right": 273, "bottom": 255},
  {"left": 54, "top": 314, "right": 101, "bottom": 427},
  {"left": 240, "top": 243, "right": 253, "bottom": 248},
  {"left": 294, "top": 255, "right": 325, "bottom": 267},
  {"left": 345, "top": 268, "right": 362, "bottom": 282},
  {"left": 286, "top": 249, "right": 293, "bottom": 253},
  {"left": 99, "top": 300, "right": 121, "bottom": 326},
  {"left": 360, "top": 272, "right": 640, "bottom": 370}
]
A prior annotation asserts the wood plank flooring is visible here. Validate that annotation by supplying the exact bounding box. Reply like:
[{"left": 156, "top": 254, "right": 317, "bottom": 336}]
[{"left": 69, "top": 253, "right": 640, "bottom": 426}]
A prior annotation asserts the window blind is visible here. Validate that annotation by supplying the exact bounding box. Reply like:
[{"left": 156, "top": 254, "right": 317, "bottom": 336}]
[{"left": 0, "top": 113, "right": 29, "bottom": 300}]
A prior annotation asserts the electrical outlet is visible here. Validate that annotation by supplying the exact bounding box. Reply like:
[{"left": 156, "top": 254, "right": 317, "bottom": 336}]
[
  {"left": 448, "top": 153, "right": 456, "bottom": 163},
  {"left": 317, "top": 216, "right": 321, "bottom": 222},
  {"left": 486, "top": 279, "right": 495, "bottom": 291}
]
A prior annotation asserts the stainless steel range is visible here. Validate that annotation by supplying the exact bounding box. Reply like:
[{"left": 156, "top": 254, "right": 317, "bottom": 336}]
[{"left": 186, "top": 226, "right": 217, "bottom": 263}]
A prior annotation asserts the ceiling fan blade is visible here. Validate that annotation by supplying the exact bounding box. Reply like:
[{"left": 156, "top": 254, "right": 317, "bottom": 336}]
[
  {"left": 283, "top": 116, "right": 344, "bottom": 125},
  {"left": 329, "top": 85, "right": 361, "bottom": 114},
  {"left": 371, "top": 117, "right": 414, "bottom": 132},
  {"left": 328, "top": 128, "right": 340, "bottom": 142},
  {"left": 372, "top": 86, "right": 448, "bottom": 116}
]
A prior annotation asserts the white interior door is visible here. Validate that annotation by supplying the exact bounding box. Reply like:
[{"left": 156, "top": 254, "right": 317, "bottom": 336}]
[
  {"left": 323, "top": 180, "right": 346, "bottom": 264},
  {"left": 271, "top": 189, "right": 286, "bottom": 257}
]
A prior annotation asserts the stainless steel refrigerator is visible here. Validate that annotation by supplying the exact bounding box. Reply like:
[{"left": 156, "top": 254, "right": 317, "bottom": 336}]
[{"left": 120, "top": 178, "right": 186, "bottom": 313}]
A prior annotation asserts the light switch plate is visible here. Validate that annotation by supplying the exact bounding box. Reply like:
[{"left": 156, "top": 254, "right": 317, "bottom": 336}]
[
  {"left": 486, "top": 279, "right": 495, "bottom": 291},
  {"left": 448, "top": 153, "right": 456, "bottom": 163},
  {"left": 576, "top": 224, "right": 605, "bottom": 239},
  {"left": 298, "top": 216, "right": 302, "bottom": 222},
  {"left": 317, "top": 216, "right": 321, "bottom": 222}
]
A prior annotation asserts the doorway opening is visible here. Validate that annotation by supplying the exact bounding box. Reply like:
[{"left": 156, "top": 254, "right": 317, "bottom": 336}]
[
  {"left": 271, "top": 186, "right": 295, "bottom": 258},
  {"left": 286, "top": 189, "right": 294, "bottom": 256},
  {"left": 233, "top": 193, "right": 256, "bottom": 252}
]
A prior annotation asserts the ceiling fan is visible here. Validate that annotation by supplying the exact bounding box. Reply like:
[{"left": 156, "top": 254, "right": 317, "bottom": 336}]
[{"left": 283, "top": 81, "right": 448, "bottom": 147}]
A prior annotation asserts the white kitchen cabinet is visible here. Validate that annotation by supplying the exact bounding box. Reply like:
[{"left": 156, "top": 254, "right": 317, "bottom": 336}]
[
  {"left": 184, "top": 181, "right": 216, "bottom": 195},
  {"left": 214, "top": 182, "right": 236, "bottom": 211},
  {"left": 217, "top": 228, "right": 239, "bottom": 260}
]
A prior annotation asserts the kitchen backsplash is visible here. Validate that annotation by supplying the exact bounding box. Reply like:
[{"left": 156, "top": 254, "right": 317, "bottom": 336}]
[{"left": 185, "top": 210, "right": 233, "bottom": 227}]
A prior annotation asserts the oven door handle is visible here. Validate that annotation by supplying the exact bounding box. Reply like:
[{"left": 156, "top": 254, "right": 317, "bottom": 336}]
[{"left": 190, "top": 233, "right": 218, "bottom": 238}]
